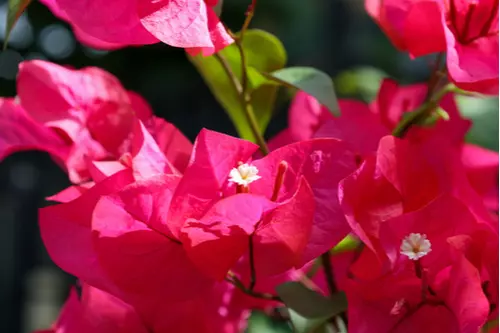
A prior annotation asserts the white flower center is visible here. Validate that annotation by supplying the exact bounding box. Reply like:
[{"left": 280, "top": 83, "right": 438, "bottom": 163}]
[
  {"left": 228, "top": 163, "right": 261, "bottom": 187},
  {"left": 400, "top": 233, "right": 431, "bottom": 260}
]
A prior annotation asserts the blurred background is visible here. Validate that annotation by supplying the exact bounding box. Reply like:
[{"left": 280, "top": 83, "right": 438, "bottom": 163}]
[{"left": 0, "top": 0, "right": 497, "bottom": 332}]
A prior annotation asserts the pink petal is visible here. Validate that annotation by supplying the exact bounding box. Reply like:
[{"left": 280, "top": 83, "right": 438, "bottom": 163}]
[
  {"left": 393, "top": 305, "right": 458, "bottom": 333},
  {"left": 253, "top": 177, "right": 316, "bottom": 277},
  {"left": 288, "top": 91, "right": 333, "bottom": 141},
  {"left": 92, "top": 175, "right": 212, "bottom": 308},
  {"left": 314, "top": 99, "right": 389, "bottom": 155},
  {"left": 180, "top": 193, "right": 277, "bottom": 280},
  {"left": 339, "top": 155, "right": 403, "bottom": 252},
  {"left": 402, "top": 0, "right": 446, "bottom": 57},
  {"left": 129, "top": 120, "right": 177, "bottom": 178},
  {"left": 17, "top": 60, "right": 136, "bottom": 154},
  {"left": 372, "top": 78, "right": 427, "bottom": 129},
  {"left": 0, "top": 98, "right": 69, "bottom": 164},
  {"left": 88, "top": 161, "right": 127, "bottom": 183},
  {"left": 446, "top": 31, "right": 499, "bottom": 95},
  {"left": 39, "top": 170, "right": 135, "bottom": 294},
  {"left": 64, "top": 129, "right": 109, "bottom": 183},
  {"left": 252, "top": 139, "right": 358, "bottom": 263},
  {"left": 46, "top": 182, "right": 93, "bottom": 203},
  {"left": 167, "top": 129, "right": 258, "bottom": 237},
  {"left": 376, "top": 136, "right": 441, "bottom": 211},
  {"left": 365, "top": 0, "right": 407, "bottom": 51},
  {"left": 50, "top": 288, "right": 86, "bottom": 333},
  {"left": 379, "top": 195, "right": 481, "bottom": 272},
  {"left": 147, "top": 117, "right": 193, "bottom": 173},
  {"left": 138, "top": 0, "right": 233, "bottom": 54},
  {"left": 445, "top": 255, "right": 490, "bottom": 332},
  {"left": 127, "top": 91, "right": 153, "bottom": 121},
  {"left": 79, "top": 284, "right": 149, "bottom": 333},
  {"left": 38, "top": 0, "right": 127, "bottom": 49},
  {"left": 53, "top": 0, "right": 158, "bottom": 45},
  {"left": 462, "top": 144, "right": 499, "bottom": 211},
  {"left": 266, "top": 129, "right": 295, "bottom": 152}
]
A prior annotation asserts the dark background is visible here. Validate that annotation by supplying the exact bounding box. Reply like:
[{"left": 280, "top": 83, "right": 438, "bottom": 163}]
[{"left": 0, "top": 0, "right": 497, "bottom": 332}]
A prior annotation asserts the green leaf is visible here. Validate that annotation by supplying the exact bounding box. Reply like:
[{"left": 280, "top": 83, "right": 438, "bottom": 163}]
[
  {"left": 276, "top": 282, "right": 347, "bottom": 333},
  {"left": 4, "top": 0, "right": 31, "bottom": 50},
  {"left": 287, "top": 309, "right": 329, "bottom": 333},
  {"left": 264, "top": 67, "right": 339, "bottom": 116},
  {"left": 188, "top": 29, "right": 286, "bottom": 142}
]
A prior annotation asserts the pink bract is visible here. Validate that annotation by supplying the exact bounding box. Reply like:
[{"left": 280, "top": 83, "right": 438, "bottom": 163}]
[
  {"left": 271, "top": 79, "right": 497, "bottom": 212},
  {"left": 0, "top": 60, "right": 193, "bottom": 183},
  {"left": 365, "top": 0, "right": 499, "bottom": 94},
  {"left": 35, "top": 285, "right": 148, "bottom": 333},
  {"left": 38, "top": 0, "right": 233, "bottom": 55},
  {"left": 168, "top": 129, "right": 357, "bottom": 280}
]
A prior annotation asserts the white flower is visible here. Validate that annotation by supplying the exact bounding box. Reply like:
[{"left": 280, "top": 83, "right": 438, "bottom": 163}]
[
  {"left": 400, "top": 233, "right": 432, "bottom": 260},
  {"left": 228, "top": 163, "right": 261, "bottom": 187}
]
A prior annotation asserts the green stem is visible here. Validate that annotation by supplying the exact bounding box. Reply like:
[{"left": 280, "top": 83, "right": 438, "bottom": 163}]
[
  {"left": 392, "top": 52, "right": 448, "bottom": 138},
  {"left": 240, "top": 0, "right": 257, "bottom": 40},
  {"left": 214, "top": 50, "right": 269, "bottom": 156},
  {"left": 321, "top": 252, "right": 347, "bottom": 332},
  {"left": 392, "top": 83, "right": 454, "bottom": 138},
  {"left": 321, "top": 252, "right": 337, "bottom": 295}
]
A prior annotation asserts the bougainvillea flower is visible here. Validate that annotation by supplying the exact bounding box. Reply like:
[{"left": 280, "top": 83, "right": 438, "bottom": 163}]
[
  {"left": 365, "top": 0, "right": 499, "bottom": 94},
  {"left": 38, "top": 0, "right": 233, "bottom": 55},
  {"left": 90, "top": 174, "right": 276, "bottom": 332},
  {"left": 0, "top": 60, "right": 192, "bottom": 183},
  {"left": 318, "top": 78, "right": 470, "bottom": 151},
  {"left": 341, "top": 192, "right": 497, "bottom": 332},
  {"left": 40, "top": 170, "right": 136, "bottom": 295},
  {"left": 41, "top": 170, "right": 232, "bottom": 329},
  {"left": 145, "top": 280, "right": 257, "bottom": 333},
  {"left": 272, "top": 80, "right": 498, "bottom": 211},
  {"left": 271, "top": 79, "right": 469, "bottom": 153},
  {"left": 167, "top": 129, "right": 357, "bottom": 280},
  {"left": 180, "top": 177, "right": 315, "bottom": 280},
  {"left": 344, "top": 251, "right": 490, "bottom": 333},
  {"left": 37, "top": 282, "right": 253, "bottom": 333},
  {"left": 339, "top": 135, "right": 497, "bottom": 258},
  {"left": 448, "top": 229, "right": 499, "bottom": 322},
  {"left": 378, "top": 195, "right": 494, "bottom": 273},
  {"left": 91, "top": 174, "right": 214, "bottom": 306},
  {"left": 35, "top": 285, "right": 148, "bottom": 333}
]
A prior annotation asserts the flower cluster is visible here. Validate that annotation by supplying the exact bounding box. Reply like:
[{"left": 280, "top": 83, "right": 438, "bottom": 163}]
[{"left": 0, "top": 0, "right": 498, "bottom": 332}]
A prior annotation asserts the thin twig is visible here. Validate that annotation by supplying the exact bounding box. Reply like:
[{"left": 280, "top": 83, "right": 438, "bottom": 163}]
[
  {"left": 321, "top": 252, "right": 338, "bottom": 295},
  {"left": 214, "top": 52, "right": 243, "bottom": 94},
  {"left": 235, "top": 41, "right": 249, "bottom": 98},
  {"left": 392, "top": 52, "right": 449, "bottom": 138},
  {"left": 321, "top": 252, "right": 348, "bottom": 331},
  {"left": 214, "top": 48, "right": 269, "bottom": 155},
  {"left": 225, "top": 274, "right": 282, "bottom": 302},
  {"left": 248, "top": 235, "right": 257, "bottom": 291},
  {"left": 392, "top": 83, "right": 454, "bottom": 138}
]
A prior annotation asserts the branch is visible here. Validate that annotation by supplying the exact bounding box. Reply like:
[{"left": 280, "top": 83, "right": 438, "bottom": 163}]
[
  {"left": 392, "top": 83, "right": 454, "bottom": 138},
  {"left": 225, "top": 273, "right": 282, "bottom": 302},
  {"left": 214, "top": 48, "right": 269, "bottom": 156},
  {"left": 392, "top": 52, "right": 449, "bottom": 138}
]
